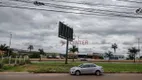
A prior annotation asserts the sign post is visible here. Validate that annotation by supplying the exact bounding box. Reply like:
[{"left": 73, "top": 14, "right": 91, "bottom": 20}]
[
  {"left": 65, "top": 38, "right": 69, "bottom": 64},
  {"left": 58, "top": 21, "right": 73, "bottom": 64}
]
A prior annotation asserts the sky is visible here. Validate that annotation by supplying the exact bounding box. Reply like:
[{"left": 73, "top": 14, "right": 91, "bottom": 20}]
[{"left": 0, "top": 0, "right": 142, "bottom": 56}]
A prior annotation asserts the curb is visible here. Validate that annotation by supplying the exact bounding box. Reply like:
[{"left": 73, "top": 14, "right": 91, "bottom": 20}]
[
  {"left": 0, "top": 72, "right": 30, "bottom": 74},
  {"left": 1, "top": 72, "right": 142, "bottom": 74}
]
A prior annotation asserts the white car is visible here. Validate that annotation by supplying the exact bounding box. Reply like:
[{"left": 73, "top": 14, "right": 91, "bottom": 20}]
[{"left": 70, "top": 63, "right": 104, "bottom": 76}]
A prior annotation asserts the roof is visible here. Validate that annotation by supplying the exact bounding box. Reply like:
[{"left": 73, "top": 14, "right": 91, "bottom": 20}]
[{"left": 83, "top": 63, "right": 95, "bottom": 65}]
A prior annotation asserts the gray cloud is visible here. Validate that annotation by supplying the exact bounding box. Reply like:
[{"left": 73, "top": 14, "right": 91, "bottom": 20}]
[{"left": 0, "top": 0, "right": 142, "bottom": 55}]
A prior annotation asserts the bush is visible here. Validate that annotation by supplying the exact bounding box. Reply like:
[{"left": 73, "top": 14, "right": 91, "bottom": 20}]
[
  {"left": 0, "top": 63, "right": 3, "bottom": 69},
  {"left": 29, "top": 66, "right": 69, "bottom": 73},
  {"left": 3, "top": 58, "right": 14, "bottom": 64},
  {"left": 140, "top": 56, "right": 142, "bottom": 59},
  {"left": 29, "top": 53, "right": 40, "bottom": 58},
  {"left": 1, "top": 58, "right": 31, "bottom": 65},
  {"left": 99, "top": 56, "right": 104, "bottom": 59}
]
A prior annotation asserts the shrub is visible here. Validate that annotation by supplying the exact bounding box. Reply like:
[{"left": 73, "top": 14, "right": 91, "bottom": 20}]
[
  {"left": 29, "top": 53, "right": 40, "bottom": 58},
  {"left": 99, "top": 56, "right": 104, "bottom": 59},
  {"left": 2, "top": 58, "right": 31, "bottom": 65},
  {"left": 0, "top": 63, "right": 3, "bottom": 69}
]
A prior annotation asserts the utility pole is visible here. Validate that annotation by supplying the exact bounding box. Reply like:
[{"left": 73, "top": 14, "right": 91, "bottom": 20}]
[
  {"left": 138, "top": 38, "right": 140, "bottom": 62},
  {"left": 8, "top": 33, "right": 12, "bottom": 64},
  {"left": 8, "top": 33, "right": 12, "bottom": 56}
]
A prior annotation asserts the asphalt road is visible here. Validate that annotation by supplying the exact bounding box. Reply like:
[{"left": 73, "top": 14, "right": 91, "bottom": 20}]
[{"left": 0, "top": 73, "right": 142, "bottom": 80}]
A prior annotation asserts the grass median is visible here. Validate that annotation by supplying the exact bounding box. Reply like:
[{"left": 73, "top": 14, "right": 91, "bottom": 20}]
[{"left": 1, "top": 61, "right": 142, "bottom": 73}]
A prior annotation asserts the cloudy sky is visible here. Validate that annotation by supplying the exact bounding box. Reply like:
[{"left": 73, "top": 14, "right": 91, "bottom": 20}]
[{"left": 0, "top": 0, "right": 142, "bottom": 55}]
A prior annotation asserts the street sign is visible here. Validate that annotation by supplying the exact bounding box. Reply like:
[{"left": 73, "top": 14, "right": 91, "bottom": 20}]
[{"left": 58, "top": 21, "right": 73, "bottom": 41}]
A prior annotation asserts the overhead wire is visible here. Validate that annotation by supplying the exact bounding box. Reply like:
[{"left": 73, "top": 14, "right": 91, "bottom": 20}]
[
  {"left": 7, "top": 0, "right": 139, "bottom": 15},
  {"left": 40, "top": 0, "right": 141, "bottom": 9},
  {"left": 0, "top": 0, "right": 142, "bottom": 19},
  {"left": 117, "top": 0, "right": 142, "bottom": 4},
  {"left": 0, "top": 4, "right": 142, "bottom": 19},
  {"left": 10, "top": 0, "right": 141, "bottom": 9}
]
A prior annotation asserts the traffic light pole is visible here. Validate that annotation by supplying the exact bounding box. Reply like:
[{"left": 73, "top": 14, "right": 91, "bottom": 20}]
[{"left": 65, "top": 38, "right": 69, "bottom": 64}]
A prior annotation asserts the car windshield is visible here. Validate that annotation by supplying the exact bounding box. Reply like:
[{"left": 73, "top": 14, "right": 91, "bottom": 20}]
[{"left": 78, "top": 64, "right": 83, "bottom": 67}]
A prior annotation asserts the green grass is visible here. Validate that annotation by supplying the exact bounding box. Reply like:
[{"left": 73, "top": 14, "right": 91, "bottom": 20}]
[
  {"left": 96, "top": 63, "right": 142, "bottom": 73},
  {"left": 1, "top": 61, "right": 142, "bottom": 73}
]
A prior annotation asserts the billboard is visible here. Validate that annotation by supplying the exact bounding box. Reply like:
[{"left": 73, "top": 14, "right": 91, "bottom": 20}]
[{"left": 58, "top": 21, "right": 73, "bottom": 41}]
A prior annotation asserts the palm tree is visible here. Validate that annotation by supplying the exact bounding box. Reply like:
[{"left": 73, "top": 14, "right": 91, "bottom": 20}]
[
  {"left": 0, "top": 44, "right": 9, "bottom": 53},
  {"left": 69, "top": 45, "right": 79, "bottom": 62},
  {"left": 128, "top": 47, "right": 140, "bottom": 63},
  {"left": 111, "top": 43, "right": 118, "bottom": 54},
  {"left": 105, "top": 51, "right": 113, "bottom": 62},
  {"left": 38, "top": 49, "right": 45, "bottom": 61},
  {"left": 28, "top": 45, "right": 34, "bottom": 52},
  {"left": 0, "top": 44, "right": 9, "bottom": 63}
]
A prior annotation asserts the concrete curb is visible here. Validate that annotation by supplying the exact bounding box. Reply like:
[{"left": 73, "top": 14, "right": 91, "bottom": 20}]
[
  {"left": 0, "top": 72, "right": 30, "bottom": 74},
  {"left": 0, "top": 72, "right": 142, "bottom": 74}
]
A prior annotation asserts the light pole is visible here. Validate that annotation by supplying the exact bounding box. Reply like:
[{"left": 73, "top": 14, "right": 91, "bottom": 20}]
[
  {"left": 8, "top": 33, "right": 12, "bottom": 64},
  {"left": 77, "top": 36, "right": 79, "bottom": 59},
  {"left": 8, "top": 33, "right": 12, "bottom": 57},
  {"left": 138, "top": 38, "right": 140, "bottom": 62}
]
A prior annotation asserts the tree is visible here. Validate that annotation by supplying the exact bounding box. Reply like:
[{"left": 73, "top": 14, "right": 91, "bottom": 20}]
[
  {"left": 111, "top": 43, "right": 118, "bottom": 54},
  {"left": 28, "top": 45, "right": 34, "bottom": 52},
  {"left": 69, "top": 45, "right": 79, "bottom": 62},
  {"left": 0, "top": 44, "right": 8, "bottom": 51},
  {"left": 127, "top": 52, "right": 134, "bottom": 60},
  {"left": 0, "top": 44, "right": 8, "bottom": 63},
  {"left": 38, "top": 49, "right": 45, "bottom": 61},
  {"left": 105, "top": 51, "right": 113, "bottom": 62},
  {"left": 140, "top": 56, "right": 142, "bottom": 59},
  {"left": 51, "top": 53, "right": 57, "bottom": 58},
  {"left": 128, "top": 47, "right": 140, "bottom": 63},
  {"left": 0, "top": 44, "right": 9, "bottom": 55},
  {"left": 0, "top": 44, "right": 13, "bottom": 64}
]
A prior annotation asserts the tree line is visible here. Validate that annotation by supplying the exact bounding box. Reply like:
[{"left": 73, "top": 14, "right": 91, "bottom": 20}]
[
  {"left": 105, "top": 43, "right": 140, "bottom": 63},
  {"left": 0, "top": 43, "right": 141, "bottom": 64}
]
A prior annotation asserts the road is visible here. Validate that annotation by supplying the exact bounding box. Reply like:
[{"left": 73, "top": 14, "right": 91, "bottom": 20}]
[
  {"left": 0, "top": 73, "right": 142, "bottom": 80},
  {"left": 30, "top": 59, "right": 142, "bottom": 63}
]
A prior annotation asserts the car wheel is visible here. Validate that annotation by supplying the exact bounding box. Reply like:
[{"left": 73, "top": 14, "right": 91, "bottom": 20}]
[
  {"left": 75, "top": 71, "right": 81, "bottom": 76},
  {"left": 95, "top": 70, "right": 101, "bottom": 76}
]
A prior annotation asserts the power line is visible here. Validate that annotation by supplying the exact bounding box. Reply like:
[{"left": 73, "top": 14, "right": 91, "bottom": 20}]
[
  {"left": 0, "top": 4, "right": 142, "bottom": 19},
  {"left": 7, "top": 0, "right": 139, "bottom": 16},
  {"left": 117, "top": 0, "right": 142, "bottom": 4},
  {"left": 38, "top": 2, "right": 136, "bottom": 15},
  {"left": 10, "top": 0, "right": 140, "bottom": 9},
  {"left": 46, "top": 0, "right": 142, "bottom": 8}
]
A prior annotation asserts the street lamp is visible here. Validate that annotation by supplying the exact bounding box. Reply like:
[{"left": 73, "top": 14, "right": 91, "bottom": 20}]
[
  {"left": 137, "top": 38, "right": 141, "bottom": 62},
  {"left": 8, "top": 33, "right": 12, "bottom": 65},
  {"left": 8, "top": 33, "right": 12, "bottom": 57}
]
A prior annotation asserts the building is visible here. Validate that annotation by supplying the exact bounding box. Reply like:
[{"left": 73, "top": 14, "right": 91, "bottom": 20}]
[
  {"left": 0, "top": 50, "right": 5, "bottom": 56},
  {"left": 104, "top": 54, "right": 125, "bottom": 60},
  {"left": 60, "top": 52, "right": 126, "bottom": 60}
]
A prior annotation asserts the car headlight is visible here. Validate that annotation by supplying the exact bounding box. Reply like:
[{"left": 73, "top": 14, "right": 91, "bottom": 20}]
[{"left": 71, "top": 68, "right": 76, "bottom": 71}]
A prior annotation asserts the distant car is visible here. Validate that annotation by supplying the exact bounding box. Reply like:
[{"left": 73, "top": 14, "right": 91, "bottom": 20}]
[
  {"left": 80, "top": 58, "right": 88, "bottom": 61},
  {"left": 70, "top": 63, "right": 104, "bottom": 76}
]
